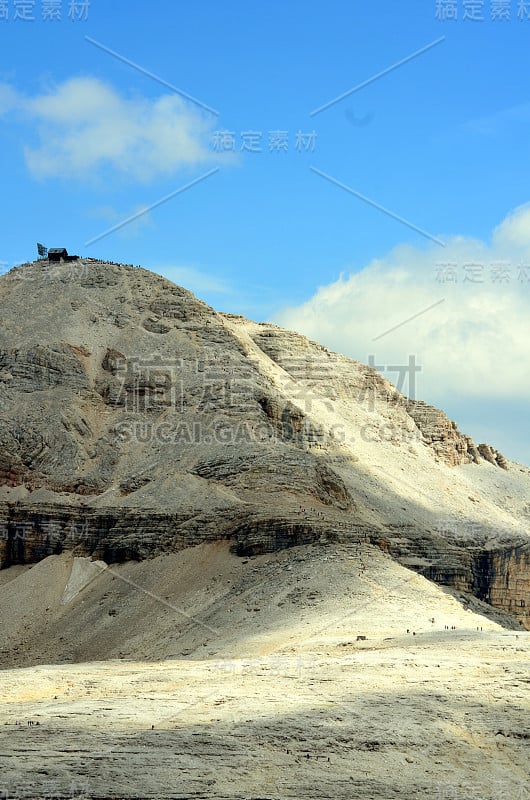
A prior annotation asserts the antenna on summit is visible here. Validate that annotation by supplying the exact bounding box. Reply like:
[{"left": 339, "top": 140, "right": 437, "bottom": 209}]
[{"left": 37, "top": 243, "right": 48, "bottom": 260}]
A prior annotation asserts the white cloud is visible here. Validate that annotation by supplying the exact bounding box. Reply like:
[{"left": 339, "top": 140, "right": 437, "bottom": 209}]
[
  {"left": 159, "top": 264, "right": 230, "bottom": 295},
  {"left": 461, "top": 101, "right": 530, "bottom": 138},
  {"left": 88, "top": 204, "right": 154, "bottom": 239},
  {"left": 3, "top": 77, "right": 220, "bottom": 181},
  {"left": 273, "top": 205, "right": 530, "bottom": 407},
  {"left": 0, "top": 82, "right": 20, "bottom": 115},
  {"left": 493, "top": 204, "right": 530, "bottom": 249}
]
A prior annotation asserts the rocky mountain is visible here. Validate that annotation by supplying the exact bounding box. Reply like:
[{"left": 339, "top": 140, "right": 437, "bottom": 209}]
[{"left": 0, "top": 257, "right": 529, "bottom": 628}]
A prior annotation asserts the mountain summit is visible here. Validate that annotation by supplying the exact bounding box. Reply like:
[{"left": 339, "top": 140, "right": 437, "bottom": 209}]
[{"left": 0, "top": 258, "right": 529, "bottom": 627}]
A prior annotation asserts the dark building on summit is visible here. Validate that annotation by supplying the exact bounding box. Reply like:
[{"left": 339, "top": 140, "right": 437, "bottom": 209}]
[
  {"left": 48, "top": 248, "right": 79, "bottom": 263},
  {"left": 48, "top": 248, "right": 68, "bottom": 261}
]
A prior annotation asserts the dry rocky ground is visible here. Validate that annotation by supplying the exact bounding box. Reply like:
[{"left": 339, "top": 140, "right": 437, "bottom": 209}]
[{"left": 0, "top": 542, "right": 529, "bottom": 800}]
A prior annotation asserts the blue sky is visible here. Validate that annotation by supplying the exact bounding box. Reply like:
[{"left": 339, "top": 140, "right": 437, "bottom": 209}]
[{"left": 1, "top": 0, "right": 530, "bottom": 465}]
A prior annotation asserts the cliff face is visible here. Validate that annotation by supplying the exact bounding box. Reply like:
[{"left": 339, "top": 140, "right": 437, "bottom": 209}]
[
  {"left": 0, "top": 503, "right": 226, "bottom": 566},
  {"left": 474, "top": 546, "right": 530, "bottom": 627},
  {"left": 368, "top": 527, "right": 530, "bottom": 629},
  {"left": 0, "top": 259, "right": 528, "bottom": 629},
  {"left": 1, "top": 500, "right": 528, "bottom": 629},
  {"left": 404, "top": 401, "right": 482, "bottom": 467},
  {"left": 0, "top": 502, "right": 356, "bottom": 567}
]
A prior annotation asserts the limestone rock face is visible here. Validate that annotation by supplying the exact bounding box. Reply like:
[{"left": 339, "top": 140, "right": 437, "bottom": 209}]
[
  {"left": 0, "top": 259, "right": 528, "bottom": 627},
  {"left": 483, "top": 545, "right": 530, "bottom": 622},
  {"left": 478, "top": 442, "right": 509, "bottom": 470},
  {"left": 405, "top": 400, "right": 482, "bottom": 466},
  {"left": 377, "top": 527, "right": 530, "bottom": 629}
]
